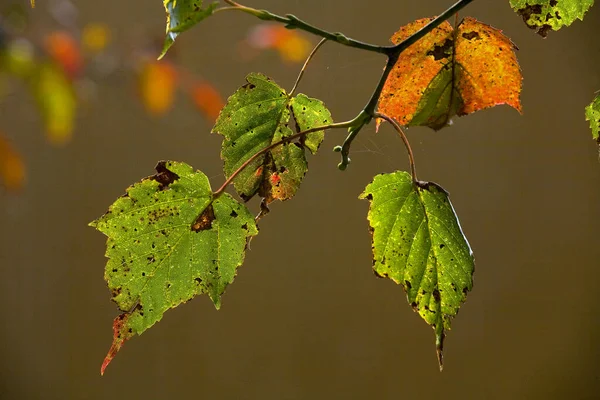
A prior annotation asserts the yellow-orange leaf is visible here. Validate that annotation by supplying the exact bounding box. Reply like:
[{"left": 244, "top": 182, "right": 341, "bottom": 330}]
[
  {"left": 378, "top": 17, "right": 522, "bottom": 131},
  {"left": 139, "top": 61, "right": 178, "bottom": 116},
  {"left": 0, "top": 132, "right": 25, "bottom": 191},
  {"left": 189, "top": 81, "right": 224, "bottom": 122}
]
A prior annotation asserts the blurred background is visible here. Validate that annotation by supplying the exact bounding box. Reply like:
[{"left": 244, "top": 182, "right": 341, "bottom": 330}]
[{"left": 1, "top": 0, "right": 599, "bottom": 399}]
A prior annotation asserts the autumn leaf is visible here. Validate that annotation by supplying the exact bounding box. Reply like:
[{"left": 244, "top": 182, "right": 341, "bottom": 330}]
[
  {"left": 189, "top": 81, "right": 224, "bottom": 121},
  {"left": 0, "top": 132, "right": 25, "bottom": 191},
  {"left": 377, "top": 17, "right": 522, "bottom": 131},
  {"left": 139, "top": 60, "right": 178, "bottom": 116},
  {"left": 44, "top": 31, "right": 84, "bottom": 79},
  {"left": 510, "top": 0, "right": 594, "bottom": 37}
]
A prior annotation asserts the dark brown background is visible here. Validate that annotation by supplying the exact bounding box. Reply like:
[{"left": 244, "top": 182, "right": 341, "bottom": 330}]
[{"left": 1, "top": 0, "right": 599, "bottom": 399}]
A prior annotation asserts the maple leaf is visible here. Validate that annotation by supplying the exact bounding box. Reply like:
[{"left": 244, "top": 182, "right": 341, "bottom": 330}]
[{"left": 377, "top": 17, "right": 522, "bottom": 131}]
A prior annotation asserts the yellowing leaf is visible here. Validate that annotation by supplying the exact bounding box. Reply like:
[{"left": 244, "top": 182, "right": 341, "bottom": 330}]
[
  {"left": 0, "top": 132, "right": 25, "bottom": 191},
  {"left": 82, "top": 23, "right": 112, "bottom": 53},
  {"left": 32, "top": 63, "right": 77, "bottom": 145},
  {"left": 378, "top": 17, "right": 522, "bottom": 131},
  {"left": 139, "top": 61, "right": 178, "bottom": 116}
]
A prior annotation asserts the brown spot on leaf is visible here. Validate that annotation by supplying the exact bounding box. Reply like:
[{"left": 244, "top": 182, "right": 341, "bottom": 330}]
[
  {"left": 151, "top": 161, "right": 179, "bottom": 190},
  {"left": 517, "top": 4, "right": 552, "bottom": 37},
  {"left": 462, "top": 31, "right": 480, "bottom": 40},
  {"left": 426, "top": 38, "right": 453, "bottom": 61},
  {"left": 192, "top": 204, "right": 215, "bottom": 232},
  {"left": 433, "top": 288, "right": 441, "bottom": 302}
]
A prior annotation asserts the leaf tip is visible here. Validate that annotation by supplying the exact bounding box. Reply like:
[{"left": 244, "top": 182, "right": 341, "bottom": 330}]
[
  {"left": 436, "top": 326, "right": 445, "bottom": 372},
  {"left": 101, "top": 313, "right": 133, "bottom": 376}
]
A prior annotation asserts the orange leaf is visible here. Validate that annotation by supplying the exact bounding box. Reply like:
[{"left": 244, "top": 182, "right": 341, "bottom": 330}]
[
  {"left": 44, "top": 31, "right": 83, "bottom": 79},
  {"left": 0, "top": 132, "right": 26, "bottom": 191},
  {"left": 190, "top": 82, "right": 224, "bottom": 121},
  {"left": 378, "top": 17, "right": 522, "bottom": 131},
  {"left": 139, "top": 61, "right": 178, "bottom": 116}
]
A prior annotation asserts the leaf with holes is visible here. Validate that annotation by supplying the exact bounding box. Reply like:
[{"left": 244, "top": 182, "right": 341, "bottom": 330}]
[
  {"left": 291, "top": 94, "right": 332, "bottom": 154},
  {"left": 360, "top": 171, "right": 474, "bottom": 370},
  {"left": 90, "top": 161, "right": 258, "bottom": 375},
  {"left": 213, "top": 72, "right": 332, "bottom": 209},
  {"left": 510, "top": 0, "right": 594, "bottom": 37},
  {"left": 585, "top": 93, "right": 600, "bottom": 144},
  {"left": 160, "top": 0, "right": 218, "bottom": 59},
  {"left": 377, "top": 17, "right": 522, "bottom": 131}
]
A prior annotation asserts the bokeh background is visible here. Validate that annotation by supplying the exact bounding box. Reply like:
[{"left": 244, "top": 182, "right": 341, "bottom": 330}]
[{"left": 1, "top": 0, "right": 599, "bottom": 399}]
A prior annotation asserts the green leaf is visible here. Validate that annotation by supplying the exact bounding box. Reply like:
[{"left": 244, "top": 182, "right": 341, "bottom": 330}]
[
  {"left": 90, "top": 161, "right": 258, "bottom": 374},
  {"left": 585, "top": 93, "right": 600, "bottom": 143},
  {"left": 213, "top": 73, "right": 332, "bottom": 207},
  {"left": 291, "top": 94, "right": 332, "bottom": 154},
  {"left": 509, "top": 0, "right": 595, "bottom": 37},
  {"left": 360, "top": 172, "right": 474, "bottom": 370},
  {"left": 160, "top": 0, "right": 218, "bottom": 59}
]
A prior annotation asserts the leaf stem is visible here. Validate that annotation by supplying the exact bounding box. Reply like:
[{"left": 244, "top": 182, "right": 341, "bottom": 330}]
[
  {"left": 212, "top": 119, "right": 359, "bottom": 199},
  {"left": 374, "top": 112, "right": 417, "bottom": 183},
  {"left": 289, "top": 38, "right": 328, "bottom": 97}
]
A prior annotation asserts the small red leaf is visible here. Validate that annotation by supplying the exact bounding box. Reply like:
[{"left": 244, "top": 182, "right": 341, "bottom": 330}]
[{"left": 101, "top": 313, "right": 134, "bottom": 375}]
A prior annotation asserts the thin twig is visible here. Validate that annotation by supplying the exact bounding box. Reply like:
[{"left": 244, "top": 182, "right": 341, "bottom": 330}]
[
  {"left": 374, "top": 113, "right": 417, "bottom": 183},
  {"left": 289, "top": 38, "right": 328, "bottom": 97},
  {"left": 219, "top": 0, "right": 387, "bottom": 54},
  {"left": 212, "top": 120, "right": 358, "bottom": 198},
  {"left": 220, "top": 0, "right": 476, "bottom": 172}
]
